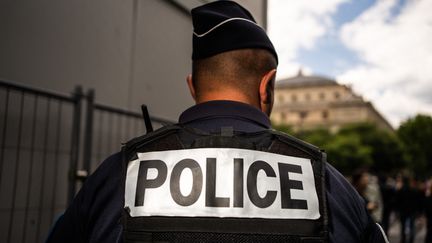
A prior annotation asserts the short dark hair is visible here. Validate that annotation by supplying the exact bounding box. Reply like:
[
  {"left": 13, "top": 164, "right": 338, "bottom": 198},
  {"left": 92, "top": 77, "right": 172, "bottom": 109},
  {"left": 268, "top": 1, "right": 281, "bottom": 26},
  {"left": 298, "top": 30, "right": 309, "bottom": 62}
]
[{"left": 192, "top": 49, "right": 277, "bottom": 101}]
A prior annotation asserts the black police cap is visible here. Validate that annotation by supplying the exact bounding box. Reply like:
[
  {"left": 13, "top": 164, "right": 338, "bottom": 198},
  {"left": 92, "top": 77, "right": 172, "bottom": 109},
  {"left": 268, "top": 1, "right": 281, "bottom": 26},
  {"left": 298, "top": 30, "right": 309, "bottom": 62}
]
[{"left": 191, "top": 0, "right": 278, "bottom": 63}]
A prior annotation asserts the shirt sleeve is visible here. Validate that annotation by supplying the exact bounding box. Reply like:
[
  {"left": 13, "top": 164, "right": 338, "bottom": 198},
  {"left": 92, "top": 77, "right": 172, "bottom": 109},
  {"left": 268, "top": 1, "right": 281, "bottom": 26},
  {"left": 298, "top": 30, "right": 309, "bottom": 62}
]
[
  {"left": 325, "top": 163, "right": 389, "bottom": 243},
  {"left": 362, "top": 216, "right": 389, "bottom": 243},
  {"left": 45, "top": 152, "right": 124, "bottom": 243},
  {"left": 45, "top": 180, "right": 87, "bottom": 243}
]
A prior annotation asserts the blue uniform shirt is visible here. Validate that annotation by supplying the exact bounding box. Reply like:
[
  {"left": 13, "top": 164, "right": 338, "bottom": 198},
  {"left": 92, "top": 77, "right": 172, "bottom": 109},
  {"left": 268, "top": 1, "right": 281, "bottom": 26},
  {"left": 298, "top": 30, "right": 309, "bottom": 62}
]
[{"left": 47, "top": 100, "right": 387, "bottom": 243}]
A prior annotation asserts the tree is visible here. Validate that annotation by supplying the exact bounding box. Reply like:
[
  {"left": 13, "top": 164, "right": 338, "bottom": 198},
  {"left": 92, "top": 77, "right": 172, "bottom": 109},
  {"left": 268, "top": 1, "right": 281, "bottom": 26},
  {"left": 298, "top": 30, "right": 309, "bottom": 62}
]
[
  {"left": 338, "top": 123, "right": 406, "bottom": 174},
  {"left": 397, "top": 114, "right": 432, "bottom": 177},
  {"left": 272, "top": 124, "right": 293, "bottom": 135},
  {"left": 275, "top": 122, "right": 407, "bottom": 175},
  {"left": 297, "top": 125, "right": 374, "bottom": 175},
  {"left": 297, "top": 128, "right": 331, "bottom": 148},
  {"left": 325, "top": 132, "right": 373, "bottom": 175}
]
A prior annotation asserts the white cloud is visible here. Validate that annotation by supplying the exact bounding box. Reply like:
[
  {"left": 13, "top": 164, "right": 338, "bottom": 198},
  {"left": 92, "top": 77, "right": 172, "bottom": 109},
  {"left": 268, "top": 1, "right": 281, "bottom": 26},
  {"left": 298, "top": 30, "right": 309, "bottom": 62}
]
[
  {"left": 268, "top": 0, "right": 348, "bottom": 79},
  {"left": 337, "top": 0, "right": 432, "bottom": 127}
]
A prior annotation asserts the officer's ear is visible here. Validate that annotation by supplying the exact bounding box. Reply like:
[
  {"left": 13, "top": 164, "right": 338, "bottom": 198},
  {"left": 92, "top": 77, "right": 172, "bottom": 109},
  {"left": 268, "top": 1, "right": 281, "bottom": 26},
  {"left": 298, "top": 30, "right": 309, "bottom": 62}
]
[
  {"left": 259, "top": 69, "right": 276, "bottom": 115},
  {"left": 186, "top": 74, "right": 197, "bottom": 102}
]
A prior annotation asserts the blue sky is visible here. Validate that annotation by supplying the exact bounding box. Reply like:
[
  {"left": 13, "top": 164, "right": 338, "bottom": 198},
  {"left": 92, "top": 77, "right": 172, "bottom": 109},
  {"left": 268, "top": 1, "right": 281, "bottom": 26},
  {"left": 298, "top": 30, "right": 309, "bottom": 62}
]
[
  {"left": 296, "top": 0, "right": 375, "bottom": 77},
  {"left": 268, "top": 0, "right": 432, "bottom": 127}
]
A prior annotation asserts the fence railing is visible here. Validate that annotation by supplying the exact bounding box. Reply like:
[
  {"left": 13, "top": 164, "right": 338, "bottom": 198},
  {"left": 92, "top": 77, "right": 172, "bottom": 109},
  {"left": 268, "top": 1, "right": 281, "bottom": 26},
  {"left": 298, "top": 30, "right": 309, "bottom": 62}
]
[{"left": 0, "top": 80, "right": 173, "bottom": 243}]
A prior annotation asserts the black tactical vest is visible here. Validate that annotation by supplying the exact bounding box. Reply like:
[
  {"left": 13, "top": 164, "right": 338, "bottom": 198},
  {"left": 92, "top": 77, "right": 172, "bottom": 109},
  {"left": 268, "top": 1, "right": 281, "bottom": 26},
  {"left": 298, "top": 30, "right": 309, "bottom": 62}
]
[{"left": 121, "top": 125, "right": 329, "bottom": 242}]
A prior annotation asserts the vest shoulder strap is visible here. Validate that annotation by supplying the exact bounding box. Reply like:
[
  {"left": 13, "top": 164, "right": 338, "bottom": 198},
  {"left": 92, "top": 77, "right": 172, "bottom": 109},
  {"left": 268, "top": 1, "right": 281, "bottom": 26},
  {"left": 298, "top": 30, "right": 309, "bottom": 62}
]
[
  {"left": 123, "top": 124, "right": 184, "bottom": 161},
  {"left": 267, "top": 129, "right": 323, "bottom": 160}
]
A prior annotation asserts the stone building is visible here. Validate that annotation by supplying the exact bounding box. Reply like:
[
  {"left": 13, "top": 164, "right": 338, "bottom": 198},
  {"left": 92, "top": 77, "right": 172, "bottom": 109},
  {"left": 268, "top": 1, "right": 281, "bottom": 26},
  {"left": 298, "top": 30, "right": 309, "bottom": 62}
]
[{"left": 271, "top": 71, "right": 393, "bottom": 132}]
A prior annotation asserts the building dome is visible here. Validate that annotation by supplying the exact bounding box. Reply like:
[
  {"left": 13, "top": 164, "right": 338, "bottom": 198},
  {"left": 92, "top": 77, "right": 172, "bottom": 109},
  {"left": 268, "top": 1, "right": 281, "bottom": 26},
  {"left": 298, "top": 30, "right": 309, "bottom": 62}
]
[
  {"left": 276, "top": 70, "right": 337, "bottom": 89},
  {"left": 272, "top": 71, "right": 393, "bottom": 132}
]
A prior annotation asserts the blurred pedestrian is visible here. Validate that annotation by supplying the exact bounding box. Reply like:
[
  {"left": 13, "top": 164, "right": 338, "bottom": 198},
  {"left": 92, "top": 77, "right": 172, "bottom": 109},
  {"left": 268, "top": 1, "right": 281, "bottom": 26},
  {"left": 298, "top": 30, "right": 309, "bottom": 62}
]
[
  {"left": 352, "top": 169, "right": 382, "bottom": 220},
  {"left": 366, "top": 173, "right": 384, "bottom": 222},
  {"left": 425, "top": 180, "right": 432, "bottom": 243},
  {"left": 395, "top": 175, "right": 418, "bottom": 243},
  {"left": 379, "top": 174, "right": 396, "bottom": 234}
]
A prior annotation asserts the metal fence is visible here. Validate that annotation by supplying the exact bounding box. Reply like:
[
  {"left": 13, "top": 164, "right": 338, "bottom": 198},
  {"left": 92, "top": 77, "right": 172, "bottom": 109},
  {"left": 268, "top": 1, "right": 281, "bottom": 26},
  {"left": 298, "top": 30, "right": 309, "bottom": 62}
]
[{"left": 0, "top": 80, "right": 173, "bottom": 243}]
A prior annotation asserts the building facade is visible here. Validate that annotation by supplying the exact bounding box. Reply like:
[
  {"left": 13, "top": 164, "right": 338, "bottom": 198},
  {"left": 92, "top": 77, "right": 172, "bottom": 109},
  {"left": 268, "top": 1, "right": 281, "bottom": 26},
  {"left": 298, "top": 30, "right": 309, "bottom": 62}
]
[{"left": 271, "top": 71, "right": 393, "bottom": 132}]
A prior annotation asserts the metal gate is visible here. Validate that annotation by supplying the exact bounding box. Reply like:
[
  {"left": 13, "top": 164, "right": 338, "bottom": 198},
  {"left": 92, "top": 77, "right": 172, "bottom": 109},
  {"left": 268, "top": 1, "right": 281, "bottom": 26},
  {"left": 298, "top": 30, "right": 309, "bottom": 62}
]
[{"left": 0, "top": 80, "right": 173, "bottom": 243}]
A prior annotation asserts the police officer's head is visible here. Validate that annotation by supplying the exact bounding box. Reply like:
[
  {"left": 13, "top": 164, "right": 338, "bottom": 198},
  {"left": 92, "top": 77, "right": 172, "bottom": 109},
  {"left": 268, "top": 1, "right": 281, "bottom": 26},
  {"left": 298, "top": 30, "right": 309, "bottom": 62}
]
[{"left": 187, "top": 1, "right": 278, "bottom": 116}]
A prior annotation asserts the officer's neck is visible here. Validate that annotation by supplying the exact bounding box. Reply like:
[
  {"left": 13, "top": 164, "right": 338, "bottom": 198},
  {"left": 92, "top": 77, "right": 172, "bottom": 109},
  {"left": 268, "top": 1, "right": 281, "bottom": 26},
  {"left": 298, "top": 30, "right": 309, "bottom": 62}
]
[{"left": 196, "top": 91, "right": 260, "bottom": 110}]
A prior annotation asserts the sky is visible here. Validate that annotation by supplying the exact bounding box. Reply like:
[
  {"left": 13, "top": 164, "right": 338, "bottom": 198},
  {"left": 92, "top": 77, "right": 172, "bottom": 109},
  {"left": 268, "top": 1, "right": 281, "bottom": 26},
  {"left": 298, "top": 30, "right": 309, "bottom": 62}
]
[{"left": 268, "top": 0, "right": 432, "bottom": 128}]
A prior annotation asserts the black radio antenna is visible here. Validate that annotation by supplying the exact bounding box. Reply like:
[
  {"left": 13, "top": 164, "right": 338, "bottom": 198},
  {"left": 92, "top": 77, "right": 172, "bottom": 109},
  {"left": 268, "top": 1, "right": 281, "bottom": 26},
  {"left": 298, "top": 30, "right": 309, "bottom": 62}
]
[{"left": 141, "top": 105, "right": 153, "bottom": 134}]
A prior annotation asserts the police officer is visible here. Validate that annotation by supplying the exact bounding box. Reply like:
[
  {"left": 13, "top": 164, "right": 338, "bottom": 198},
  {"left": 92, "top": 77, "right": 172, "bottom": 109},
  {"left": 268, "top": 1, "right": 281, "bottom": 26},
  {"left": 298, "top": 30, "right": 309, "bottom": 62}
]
[{"left": 47, "top": 1, "right": 389, "bottom": 242}]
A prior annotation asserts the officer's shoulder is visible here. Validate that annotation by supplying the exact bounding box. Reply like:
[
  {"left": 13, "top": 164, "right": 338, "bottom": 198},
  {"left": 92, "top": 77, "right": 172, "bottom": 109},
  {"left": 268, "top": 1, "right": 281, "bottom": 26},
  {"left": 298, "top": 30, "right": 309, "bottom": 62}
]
[
  {"left": 268, "top": 129, "right": 319, "bottom": 150},
  {"left": 325, "top": 163, "right": 362, "bottom": 201},
  {"left": 267, "top": 129, "right": 323, "bottom": 159},
  {"left": 84, "top": 152, "right": 124, "bottom": 187},
  {"left": 124, "top": 124, "right": 182, "bottom": 150},
  {"left": 325, "top": 163, "right": 370, "bottom": 226}
]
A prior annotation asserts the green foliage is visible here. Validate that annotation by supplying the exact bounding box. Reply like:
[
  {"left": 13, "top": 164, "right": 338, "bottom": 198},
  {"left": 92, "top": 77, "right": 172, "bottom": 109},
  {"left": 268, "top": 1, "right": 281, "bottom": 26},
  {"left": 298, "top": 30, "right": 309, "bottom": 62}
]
[
  {"left": 397, "top": 114, "right": 432, "bottom": 176},
  {"left": 272, "top": 124, "right": 294, "bottom": 135},
  {"left": 325, "top": 133, "right": 373, "bottom": 175},
  {"left": 274, "top": 115, "right": 432, "bottom": 176},
  {"left": 338, "top": 123, "right": 406, "bottom": 173},
  {"left": 296, "top": 128, "right": 331, "bottom": 148},
  {"left": 274, "top": 121, "right": 409, "bottom": 175}
]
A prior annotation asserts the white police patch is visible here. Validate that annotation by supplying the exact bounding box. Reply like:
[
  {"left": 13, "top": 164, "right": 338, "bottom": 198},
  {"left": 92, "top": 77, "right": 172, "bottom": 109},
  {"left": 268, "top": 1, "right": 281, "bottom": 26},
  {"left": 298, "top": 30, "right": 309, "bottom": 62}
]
[{"left": 125, "top": 148, "right": 320, "bottom": 220}]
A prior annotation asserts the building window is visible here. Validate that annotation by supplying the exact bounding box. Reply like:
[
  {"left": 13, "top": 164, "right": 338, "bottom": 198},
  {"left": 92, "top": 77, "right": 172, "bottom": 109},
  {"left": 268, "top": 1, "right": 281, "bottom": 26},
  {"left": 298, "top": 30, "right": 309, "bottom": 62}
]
[
  {"left": 299, "top": 111, "right": 308, "bottom": 119},
  {"left": 319, "top": 92, "right": 325, "bottom": 100},
  {"left": 292, "top": 94, "right": 297, "bottom": 102},
  {"left": 305, "top": 93, "right": 311, "bottom": 101},
  {"left": 322, "top": 110, "right": 328, "bottom": 119},
  {"left": 278, "top": 95, "right": 284, "bottom": 103},
  {"left": 334, "top": 92, "right": 340, "bottom": 99}
]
